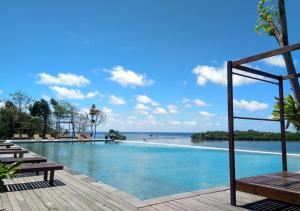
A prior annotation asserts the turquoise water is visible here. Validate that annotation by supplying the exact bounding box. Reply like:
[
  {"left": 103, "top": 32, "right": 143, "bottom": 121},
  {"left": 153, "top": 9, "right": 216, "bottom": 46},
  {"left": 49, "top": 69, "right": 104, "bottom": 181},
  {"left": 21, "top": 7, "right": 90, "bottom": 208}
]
[{"left": 18, "top": 142, "right": 300, "bottom": 199}]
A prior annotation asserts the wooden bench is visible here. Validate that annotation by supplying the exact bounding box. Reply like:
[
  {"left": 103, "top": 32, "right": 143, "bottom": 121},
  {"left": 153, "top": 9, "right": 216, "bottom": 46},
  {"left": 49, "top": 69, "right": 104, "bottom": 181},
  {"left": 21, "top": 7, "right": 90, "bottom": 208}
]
[
  {"left": 0, "top": 149, "right": 28, "bottom": 158},
  {"left": 16, "top": 162, "right": 63, "bottom": 185},
  {"left": 236, "top": 172, "right": 300, "bottom": 206},
  {"left": 0, "top": 157, "right": 47, "bottom": 164},
  {"left": 0, "top": 147, "right": 21, "bottom": 151},
  {"left": 0, "top": 143, "right": 14, "bottom": 148}
]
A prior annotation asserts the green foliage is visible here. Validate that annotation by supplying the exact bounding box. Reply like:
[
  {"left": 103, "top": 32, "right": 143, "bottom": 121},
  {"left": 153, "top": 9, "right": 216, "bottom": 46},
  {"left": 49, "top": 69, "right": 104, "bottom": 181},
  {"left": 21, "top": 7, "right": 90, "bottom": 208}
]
[
  {"left": 272, "top": 95, "right": 300, "bottom": 131},
  {"left": 50, "top": 99, "right": 69, "bottom": 119},
  {"left": 256, "top": 0, "right": 279, "bottom": 36},
  {"left": 0, "top": 161, "right": 22, "bottom": 192},
  {"left": 191, "top": 130, "right": 300, "bottom": 142},
  {"left": 29, "top": 99, "right": 52, "bottom": 137},
  {"left": 29, "top": 99, "right": 51, "bottom": 118},
  {"left": 106, "top": 129, "right": 126, "bottom": 140}
]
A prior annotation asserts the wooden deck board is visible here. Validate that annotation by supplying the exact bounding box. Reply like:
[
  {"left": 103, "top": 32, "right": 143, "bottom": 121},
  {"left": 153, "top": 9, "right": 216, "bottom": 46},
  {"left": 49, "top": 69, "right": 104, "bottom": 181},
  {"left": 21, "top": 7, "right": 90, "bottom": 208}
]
[
  {"left": 0, "top": 169, "right": 300, "bottom": 210},
  {"left": 237, "top": 172, "right": 300, "bottom": 206}
]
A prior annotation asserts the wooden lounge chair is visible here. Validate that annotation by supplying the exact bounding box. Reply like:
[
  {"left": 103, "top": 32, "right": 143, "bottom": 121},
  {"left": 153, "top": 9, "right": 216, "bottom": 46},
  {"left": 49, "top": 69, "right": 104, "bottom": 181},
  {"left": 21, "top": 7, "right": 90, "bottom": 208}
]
[
  {"left": 0, "top": 156, "right": 47, "bottom": 164},
  {"left": 75, "top": 134, "right": 83, "bottom": 140},
  {"left": 33, "top": 134, "right": 42, "bottom": 141},
  {"left": 0, "top": 143, "right": 14, "bottom": 148},
  {"left": 0, "top": 149, "right": 28, "bottom": 158},
  {"left": 13, "top": 134, "right": 20, "bottom": 140},
  {"left": 21, "top": 134, "right": 29, "bottom": 139},
  {"left": 83, "top": 133, "right": 93, "bottom": 140},
  {"left": 0, "top": 147, "right": 22, "bottom": 151},
  {"left": 45, "top": 134, "right": 54, "bottom": 140},
  {"left": 15, "top": 162, "right": 64, "bottom": 186}
]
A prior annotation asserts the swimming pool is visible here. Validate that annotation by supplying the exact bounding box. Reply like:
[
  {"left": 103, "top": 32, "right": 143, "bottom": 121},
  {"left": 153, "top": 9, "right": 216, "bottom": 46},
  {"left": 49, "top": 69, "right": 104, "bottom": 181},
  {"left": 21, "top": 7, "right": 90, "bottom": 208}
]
[{"left": 18, "top": 142, "right": 300, "bottom": 199}]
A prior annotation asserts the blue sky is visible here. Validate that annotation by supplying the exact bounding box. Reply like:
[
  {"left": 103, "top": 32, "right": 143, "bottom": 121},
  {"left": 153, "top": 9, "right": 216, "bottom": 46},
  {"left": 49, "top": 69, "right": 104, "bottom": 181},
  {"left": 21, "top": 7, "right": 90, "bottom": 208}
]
[{"left": 0, "top": 0, "right": 299, "bottom": 132}]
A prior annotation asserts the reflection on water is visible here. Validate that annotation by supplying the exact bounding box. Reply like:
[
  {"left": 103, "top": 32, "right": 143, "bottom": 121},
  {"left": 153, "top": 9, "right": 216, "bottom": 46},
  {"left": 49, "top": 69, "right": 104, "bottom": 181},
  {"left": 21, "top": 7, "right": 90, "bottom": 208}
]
[{"left": 19, "top": 142, "right": 300, "bottom": 199}]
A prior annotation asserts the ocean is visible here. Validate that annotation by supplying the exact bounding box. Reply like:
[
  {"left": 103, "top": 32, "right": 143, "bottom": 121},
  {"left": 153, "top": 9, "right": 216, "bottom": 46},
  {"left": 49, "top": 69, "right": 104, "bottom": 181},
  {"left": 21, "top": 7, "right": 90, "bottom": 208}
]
[{"left": 95, "top": 132, "right": 300, "bottom": 154}]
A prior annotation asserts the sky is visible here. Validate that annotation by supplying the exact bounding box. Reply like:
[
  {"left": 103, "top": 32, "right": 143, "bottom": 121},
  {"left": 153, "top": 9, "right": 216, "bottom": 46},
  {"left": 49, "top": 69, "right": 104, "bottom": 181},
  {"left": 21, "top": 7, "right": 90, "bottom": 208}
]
[{"left": 0, "top": 0, "right": 299, "bottom": 132}]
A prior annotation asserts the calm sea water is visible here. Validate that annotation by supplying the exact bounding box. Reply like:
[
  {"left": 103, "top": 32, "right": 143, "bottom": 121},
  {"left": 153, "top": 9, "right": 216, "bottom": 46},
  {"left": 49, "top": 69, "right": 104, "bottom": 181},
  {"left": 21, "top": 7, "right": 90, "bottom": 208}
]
[
  {"left": 18, "top": 142, "right": 300, "bottom": 199},
  {"left": 96, "top": 132, "right": 300, "bottom": 154}
]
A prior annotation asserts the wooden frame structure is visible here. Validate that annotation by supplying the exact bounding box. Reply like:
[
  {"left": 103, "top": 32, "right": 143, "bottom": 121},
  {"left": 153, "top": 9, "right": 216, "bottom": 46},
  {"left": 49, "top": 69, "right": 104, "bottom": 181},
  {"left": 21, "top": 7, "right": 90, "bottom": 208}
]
[{"left": 227, "top": 42, "right": 300, "bottom": 206}]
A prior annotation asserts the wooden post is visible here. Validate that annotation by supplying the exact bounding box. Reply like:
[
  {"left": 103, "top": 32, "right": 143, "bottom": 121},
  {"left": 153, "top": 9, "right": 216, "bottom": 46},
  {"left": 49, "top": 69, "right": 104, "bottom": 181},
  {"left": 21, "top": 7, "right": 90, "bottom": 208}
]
[
  {"left": 279, "top": 78, "right": 288, "bottom": 172},
  {"left": 227, "top": 61, "right": 236, "bottom": 206}
]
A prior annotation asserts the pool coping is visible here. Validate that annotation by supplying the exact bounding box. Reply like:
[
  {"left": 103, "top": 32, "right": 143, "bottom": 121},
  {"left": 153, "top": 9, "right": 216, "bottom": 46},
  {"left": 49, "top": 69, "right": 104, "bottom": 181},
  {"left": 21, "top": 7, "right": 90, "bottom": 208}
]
[{"left": 15, "top": 143, "right": 229, "bottom": 208}]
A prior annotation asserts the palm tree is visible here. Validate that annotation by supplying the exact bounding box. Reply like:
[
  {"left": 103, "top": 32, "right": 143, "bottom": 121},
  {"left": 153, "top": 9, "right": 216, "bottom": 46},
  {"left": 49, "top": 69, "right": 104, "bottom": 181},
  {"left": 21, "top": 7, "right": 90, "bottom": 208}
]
[{"left": 272, "top": 95, "right": 300, "bottom": 132}]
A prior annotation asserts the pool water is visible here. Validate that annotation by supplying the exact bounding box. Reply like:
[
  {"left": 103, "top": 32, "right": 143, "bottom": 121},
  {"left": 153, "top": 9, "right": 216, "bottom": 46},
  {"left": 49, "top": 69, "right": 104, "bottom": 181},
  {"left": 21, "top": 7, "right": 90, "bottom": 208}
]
[{"left": 18, "top": 142, "right": 300, "bottom": 199}]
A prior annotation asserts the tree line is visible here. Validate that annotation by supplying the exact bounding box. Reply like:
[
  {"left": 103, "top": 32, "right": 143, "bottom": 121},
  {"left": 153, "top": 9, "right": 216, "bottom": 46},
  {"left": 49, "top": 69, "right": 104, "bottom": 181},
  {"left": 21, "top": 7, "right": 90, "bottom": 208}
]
[
  {"left": 0, "top": 90, "right": 106, "bottom": 139},
  {"left": 191, "top": 130, "right": 300, "bottom": 142}
]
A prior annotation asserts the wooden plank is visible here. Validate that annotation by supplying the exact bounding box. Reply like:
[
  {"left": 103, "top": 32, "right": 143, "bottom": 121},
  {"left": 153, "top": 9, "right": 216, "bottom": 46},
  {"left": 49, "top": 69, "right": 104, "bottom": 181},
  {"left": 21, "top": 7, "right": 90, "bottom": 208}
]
[
  {"left": 57, "top": 171, "right": 137, "bottom": 210},
  {"left": 234, "top": 65, "right": 280, "bottom": 80},
  {"left": 60, "top": 171, "right": 136, "bottom": 210},
  {"left": 236, "top": 180, "right": 300, "bottom": 206},
  {"left": 0, "top": 192, "right": 13, "bottom": 211},
  {"left": 232, "top": 42, "right": 300, "bottom": 66}
]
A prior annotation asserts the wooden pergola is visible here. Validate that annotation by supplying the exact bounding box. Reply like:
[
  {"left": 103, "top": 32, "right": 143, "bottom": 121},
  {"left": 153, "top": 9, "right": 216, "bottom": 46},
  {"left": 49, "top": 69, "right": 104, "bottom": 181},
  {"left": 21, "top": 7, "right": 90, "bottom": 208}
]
[{"left": 227, "top": 43, "right": 300, "bottom": 206}]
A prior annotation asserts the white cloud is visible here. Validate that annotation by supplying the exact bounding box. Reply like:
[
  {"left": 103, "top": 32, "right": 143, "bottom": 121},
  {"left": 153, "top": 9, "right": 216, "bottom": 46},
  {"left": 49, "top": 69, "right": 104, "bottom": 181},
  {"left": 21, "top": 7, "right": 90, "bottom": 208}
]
[
  {"left": 128, "top": 116, "right": 137, "bottom": 120},
  {"left": 262, "top": 55, "right": 285, "bottom": 68},
  {"left": 183, "top": 121, "right": 197, "bottom": 127},
  {"left": 135, "top": 103, "right": 150, "bottom": 110},
  {"left": 199, "top": 111, "right": 215, "bottom": 117},
  {"left": 233, "top": 99, "right": 268, "bottom": 112},
  {"left": 153, "top": 107, "right": 167, "bottom": 114},
  {"left": 135, "top": 110, "right": 149, "bottom": 116},
  {"left": 147, "top": 115, "right": 155, "bottom": 120},
  {"left": 109, "top": 95, "right": 126, "bottom": 105},
  {"left": 50, "top": 86, "right": 99, "bottom": 100},
  {"left": 38, "top": 73, "right": 90, "bottom": 87},
  {"left": 192, "top": 63, "right": 261, "bottom": 87},
  {"left": 136, "top": 95, "right": 159, "bottom": 106},
  {"left": 167, "top": 105, "right": 178, "bottom": 114},
  {"left": 0, "top": 102, "right": 4, "bottom": 108},
  {"left": 194, "top": 99, "right": 208, "bottom": 107},
  {"left": 182, "top": 98, "right": 190, "bottom": 103},
  {"left": 86, "top": 91, "right": 100, "bottom": 98},
  {"left": 169, "top": 120, "right": 181, "bottom": 125},
  {"left": 103, "top": 106, "right": 113, "bottom": 114},
  {"left": 41, "top": 95, "right": 51, "bottom": 102},
  {"left": 182, "top": 98, "right": 192, "bottom": 108},
  {"left": 108, "top": 66, "right": 153, "bottom": 87},
  {"left": 79, "top": 108, "right": 90, "bottom": 115}
]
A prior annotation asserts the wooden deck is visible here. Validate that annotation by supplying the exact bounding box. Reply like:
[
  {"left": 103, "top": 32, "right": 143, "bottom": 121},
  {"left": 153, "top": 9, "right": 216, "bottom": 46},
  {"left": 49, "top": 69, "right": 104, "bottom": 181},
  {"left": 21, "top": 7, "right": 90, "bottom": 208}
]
[
  {"left": 237, "top": 172, "right": 300, "bottom": 206},
  {"left": 1, "top": 168, "right": 300, "bottom": 210}
]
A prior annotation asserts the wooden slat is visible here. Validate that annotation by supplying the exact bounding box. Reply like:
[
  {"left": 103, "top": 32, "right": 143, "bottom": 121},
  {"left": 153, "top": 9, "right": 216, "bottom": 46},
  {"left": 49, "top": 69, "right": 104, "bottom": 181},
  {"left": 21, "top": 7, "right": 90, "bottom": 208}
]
[
  {"left": 232, "top": 42, "right": 300, "bottom": 66},
  {"left": 236, "top": 172, "right": 300, "bottom": 206}
]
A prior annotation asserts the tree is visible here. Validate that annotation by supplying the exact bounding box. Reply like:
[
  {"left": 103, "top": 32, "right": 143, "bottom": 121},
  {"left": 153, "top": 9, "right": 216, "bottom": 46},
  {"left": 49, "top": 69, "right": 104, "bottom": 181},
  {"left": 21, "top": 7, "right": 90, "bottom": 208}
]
[
  {"left": 29, "top": 99, "right": 51, "bottom": 138},
  {"left": 10, "top": 90, "right": 32, "bottom": 113},
  {"left": 0, "top": 101, "right": 18, "bottom": 138},
  {"left": 50, "top": 99, "right": 69, "bottom": 135},
  {"left": 272, "top": 95, "right": 300, "bottom": 132},
  {"left": 256, "top": 0, "right": 300, "bottom": 103},
  {"left": 89, "top": 104, "right": 106, "bottom": 138},
  {"left": 74, "top": 113, "right": 89, "bottom": 135},
  {"left": 65, "top": 103, "right": 78, "bottom": 138}
]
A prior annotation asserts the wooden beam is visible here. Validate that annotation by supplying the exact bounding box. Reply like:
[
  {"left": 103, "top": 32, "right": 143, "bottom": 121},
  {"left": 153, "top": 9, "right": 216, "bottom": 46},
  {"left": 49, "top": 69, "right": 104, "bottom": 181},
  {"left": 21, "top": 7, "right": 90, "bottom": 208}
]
[
  {"left": 234, "top": 65, "right": 280, "bottom": 80},
  {"left": 282, "top": 73, "right": 300, "bottom": 80},
  {"left": 234, "top": 116, "right": 280, "bottom": 122},
  {"left": 232, "top": 72, "right": 279, "bottom": 85},
  {"left": 232, "top": 42, "right": 300, "bottom": 66}
]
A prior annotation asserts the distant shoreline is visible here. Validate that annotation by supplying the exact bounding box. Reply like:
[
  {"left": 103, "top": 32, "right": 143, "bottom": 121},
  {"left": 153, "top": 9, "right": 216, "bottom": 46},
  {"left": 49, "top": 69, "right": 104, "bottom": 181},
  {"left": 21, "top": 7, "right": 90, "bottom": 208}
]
[{"left": 191, "top": 130, "right": 300, "bottom": 142}]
